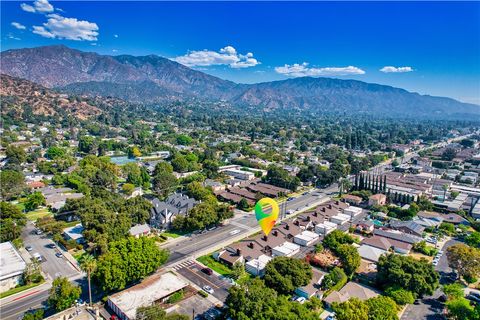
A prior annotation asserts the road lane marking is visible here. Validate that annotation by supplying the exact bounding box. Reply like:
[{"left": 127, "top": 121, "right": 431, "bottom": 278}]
[
  {"left": 181, "top": 267, "right": 220, "bottom": 289},
  {"left": 12, "top": 290, "right": 40, "bottom": 301}
]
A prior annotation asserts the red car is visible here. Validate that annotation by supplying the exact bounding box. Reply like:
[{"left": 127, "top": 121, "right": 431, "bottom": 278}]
[{"left": 202, "top": 268, "right": 213, "bottom": 275}]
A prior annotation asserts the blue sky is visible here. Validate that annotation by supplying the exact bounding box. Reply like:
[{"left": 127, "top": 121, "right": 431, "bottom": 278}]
[{"left": 1, "top": 1, "right": 479, "bottom": 104}]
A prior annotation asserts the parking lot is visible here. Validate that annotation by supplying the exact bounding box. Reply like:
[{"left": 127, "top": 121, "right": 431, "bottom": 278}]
[
  {"left": 21, "top": 221, "right": 80, "bottom": 280},
  {"left": 170, "top": 295, "right": 218, "bottom": 320},
  {"left": 173, "top": 260, "right": 232, "bottom": 302}
]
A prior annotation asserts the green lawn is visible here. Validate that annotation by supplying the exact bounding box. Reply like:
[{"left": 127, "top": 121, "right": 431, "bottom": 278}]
[
  {"left": 25, "top": 207, "right": 52, "bottom": 221},
  {"left": 161, "top": 231, "right": 187, "bottom": 239},
  {"left": 197, "top": 255, "right": 233, "bottom": 276},
  {"left": 0, "top": 280, "right": 45, "bottom": 299}
]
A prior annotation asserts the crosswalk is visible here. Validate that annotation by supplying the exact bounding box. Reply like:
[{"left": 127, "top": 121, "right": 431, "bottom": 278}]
[{"left": 171, "top": 260, "right": 195, "bottom": 271}]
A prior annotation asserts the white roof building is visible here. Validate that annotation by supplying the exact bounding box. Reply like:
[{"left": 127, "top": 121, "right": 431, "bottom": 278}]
[
  {"left": 358, "top": 244, "right": 388, "bottom": 262},
  {"left": 245, "top": 254, "right": 272, "bottom": 277},
  {"left": 343, "top": 206, "right": 362, "bottom": 217},
  {"left": 0, "top": 242, "right": 27, "bottom": 293},
  {"left": 294, "top": 230, "right": 319, "bottom": 247},
  {"left": 272, "top": 242, "right": 301, "bottom": 257},
  {"left": 315, "top": 221, "right": 337, "bottom": 235},
  {"left": 63, "top": 224, "right": 84, "bottom": 242},
  {"left": 330, "top": 213, "right": 351, "bottom": 225},
  {"left": 108, "top": 272, "right": 188, "bottom": 320}
]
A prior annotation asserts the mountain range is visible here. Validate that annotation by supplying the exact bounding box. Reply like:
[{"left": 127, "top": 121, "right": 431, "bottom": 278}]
[{"left": 1, "top": 45, "right": 479, "bottom": 119}]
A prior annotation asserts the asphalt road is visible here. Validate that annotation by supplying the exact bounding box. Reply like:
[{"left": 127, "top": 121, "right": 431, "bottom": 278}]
[
  {"left": 22, "top": 221, "right": 80, "bottom": 280},
  {"left": 0, "top": 222, "right": 83, "bottom": 320},
  {"left": 173, "top": 261, "right": 232, "bottom": 302},
  {"left": 163, "top": 185, "right": 337, "bottom": 267}
]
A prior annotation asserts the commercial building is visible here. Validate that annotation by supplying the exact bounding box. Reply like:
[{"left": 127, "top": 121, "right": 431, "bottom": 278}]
[
  {"left": 108, "top": 272, "right": 188, "bottom": 320},
  {"left": 0, "top": 242, "right": 27, "bottom": 293}
]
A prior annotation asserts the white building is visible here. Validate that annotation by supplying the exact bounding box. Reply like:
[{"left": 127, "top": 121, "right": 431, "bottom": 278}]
[
  {"left": 330, "top": 213, "right": 351, "bottom": 225},
  {"left": 0, "top": 242, "right": 27, "bottom": 293},
  {"left": 108, "top": 272, "right": 188, "bottom": 320},
  {"left": 272, "top": 242, "right": 301, "bottom": 257},
  {"left": 63, "top": 224, "right": 85, "bottom": 244},
  {"left": 343, "top": 206, "right": 362, "bottom": 217},
  {"left": 245, "top": 254, "right": 272, "bottom": 277},
  {"left": 314, "top": 221, "right": 337, "bottom": 235},
  {"left": 222, "top": 169, "right": 255, "bottom": 181},
  {"left": 294, "top": 231, "right": 319, "bottom": 247}
]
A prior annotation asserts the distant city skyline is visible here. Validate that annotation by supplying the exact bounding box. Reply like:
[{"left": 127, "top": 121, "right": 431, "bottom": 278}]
[{"left": 1, "top": 1, "right": 479, "bottom": 104}]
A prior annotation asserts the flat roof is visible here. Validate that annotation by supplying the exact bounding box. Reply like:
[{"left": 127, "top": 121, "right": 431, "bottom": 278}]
[
  {"left": 108, "top": 272, "right": 188, "bottom": 320},
  {"left": 63, "top": 224, "right": 84, "bottom": 240},
  {"left": 0, "top": 242, "right": 27, "bottom": 281}
]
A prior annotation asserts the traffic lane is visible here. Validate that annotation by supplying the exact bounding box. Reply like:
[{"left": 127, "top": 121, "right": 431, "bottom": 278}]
[
  {"left": 0, "top": 288, "right": 50, "bottom": 320},
  {"left": 436, "top": 239, "right": 461, "bottom": 281},
  {"left": 400, "top": 290, "right": 444, "bottom": 320},
  {"left": 22, "top": 222, "right": 78, "bottom": 279},
  {"left": 176, "top": 263, "right": 231, "bottom": 302}
]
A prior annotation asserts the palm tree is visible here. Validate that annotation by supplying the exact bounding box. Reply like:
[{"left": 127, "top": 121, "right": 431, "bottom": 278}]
[
  {"left": 80, "top": 254, "right": 97, "bottom": 306},
  {"left": 339, "top": 178, "right": 352, "bottom": 196},
  {"left": 442, "top": 184, "right": 449, "bottom": 202}
]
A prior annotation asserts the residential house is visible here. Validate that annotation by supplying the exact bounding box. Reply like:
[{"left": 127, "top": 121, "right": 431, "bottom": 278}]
[
  {"left": 150, "top": 193, "right": 199, "bottom": 229},
  {"left": 63, "top": 224, "right": 85, "bottom": 244},
  {"left": 368, "top": 194, "right": 387, "bottom": 206},
  {"left": 342, "top": 194, "right": 362, "bottom": 206},
  {"left": 323, "top": 282, "right": 380, "bottom": 308},
  {"left": 357, "top": 244, "right": 388, "bottom": 263},
  {"left": 295, "top": 268, "right": 326, "bottom": 299},
  {"left": 389, "top": 220, "right": 425, "bottom": 237},
  {"left": 373, "top": 229, "right": 422, "bottom": 245},
  {"left": 129, "top": 224, "right": 151, "bottom": 238},
  {"left": 361, "top": 235, "right": 412, "bottom": 254}
]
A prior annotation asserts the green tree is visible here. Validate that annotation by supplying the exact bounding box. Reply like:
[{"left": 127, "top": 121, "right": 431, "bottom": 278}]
[
  {"left": 94, "top": 237, "right": 169, "bottom": 291},
  {"left": 0, "top": 170, "right": 25, "bottom": 200},
  {"left": 78, "top": 135, "right": 97, "bottom": 154},
  {"left": 446, "top": 297, "right": 476, "bottom": 320},
  {"left": 48, "top": 277, "right": 81, "bottom": 312},
  {"left": 22, "top": 309, "right": 44, "bottom": 320},
  {"left": 385, "top": 286, "right": 415, "bottom": 305},
  {"left": 264, "top": 257, "right": 313, "bottom": 295},
  {"left": 45, "top": 146, "right": 66, "bottom": 160},
  {"left": 442, "top": 148, "right": 457, "bottom": 161},
  {"left": 238, "top": 198, "right": 249, "bottom": 210},
  {"left": 376, "top": 254, "right": 439, "bottom": 297},
  {"left": 336, "top": 244, "right": 361, "bottom": 275},
  {"left": 25, "top": 192, "right": 46, "bottom": 211},
  {"left": 122, "top": 183, "right": 135, "bottom": 195},
  {"left": 466, "top": 232, "right": 480, "bottom": 248},
  {"left": 365, "top": 296, "right": 399, "bottom": 320},
  {"left": 232, "top": 261, "right": 246, "bottom": 280},
  {"left": 171, "top": 155, "right": 189, "bottom": 173},
  {"left": 136, "top": 305, "right": 188, "bottom": 320},
  {"left": 80, "top": 254, "right": 97, "bottom": 306},
  {"left": 323, "top": 230, "right": 355, "bottom": 250},
  {"left": 321, "top": 267, "right": 347, "bottom": 291},
  {"left": 6, "top": 145, "right": 27, "bottom": 165},
  {"left": 332, "top": 298, "right": 369, "bottom": 320},
  {"left": 0, "top": 201, "right": 26, "bottom": 241},
  {"left": 153, "top": 168, "right": 177, "bottom": 198},
  {"left": 447, "top": 244, "right": 480, "bottom": 281},
  {"left": 443, "top": 283, "right": 464, "bottom": 300}
]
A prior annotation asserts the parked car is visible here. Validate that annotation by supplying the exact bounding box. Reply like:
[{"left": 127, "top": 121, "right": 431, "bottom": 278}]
[
  {"left": 47, "top": 243, "right": 56, "bottom": 249},
  {"left": 202, "top": 285, "right": 214, "bottom": 294},
  {"left": 55, "top": 252, "right": 63, "bottom": 258},
  {"left": 35, "top": 229, "right": 43, "bottom": 235},
  {"left": 287, "top": 197, "right": 295, "bottom": 201},
  {"left": 32, "top": 252, "right": 43, "bottom": 262},
  {"left": 286, "top": 209, "right": 294, "bottom": 215},
  {"left": 202, "top": 268, "right": 213, "bottom": 276},
  {"left": 295, "top": 297, "right": 307, "bottom": 304},
  {"left": 25, "top": 245, "right": 33, "bottom": 251},
  {"left": 467, "top": 293, "right": 480, "bottom": 303}
]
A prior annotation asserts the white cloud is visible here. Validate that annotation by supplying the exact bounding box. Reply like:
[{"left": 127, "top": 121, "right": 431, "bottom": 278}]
[
  {"left": 173, "top": 46, "right": 260, "bottom": 68},
  {"left": 275, "top": 62, "right": 365, "bottom": 77},
  {"left": 21, "top": 0, "right": 54, "bottom": 13},
  {"left": 114, "top": 34, "right": 118, "bottom": 38},
  {"left": 112, "top": 49, "right": 118, "bottom": 52},
  {"left": 380, "top": 66, "right": 413, "bottom": 73},
  {"left": 7, "top": 34, "right": 21, "bottom": 40},
  {"left": 11, "top": 22, "right": 26, "bottom": 30},
  {"left": 33, "top": 14, "right": 99, "bottom": 41}
]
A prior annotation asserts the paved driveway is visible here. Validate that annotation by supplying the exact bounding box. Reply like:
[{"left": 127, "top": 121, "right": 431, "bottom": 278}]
[{"left": 21, "top": 221, "right": 80, "bottom": 280}]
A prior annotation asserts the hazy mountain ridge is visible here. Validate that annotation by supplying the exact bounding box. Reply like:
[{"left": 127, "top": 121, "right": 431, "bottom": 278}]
[{"left": 1, "top": 45, "right": 478, "bottom": 118}]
